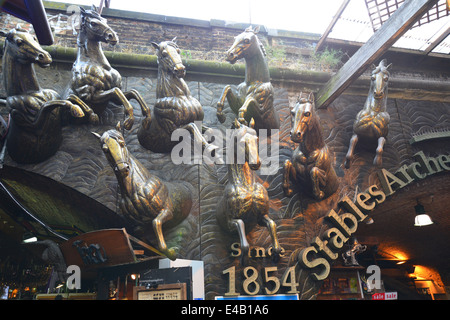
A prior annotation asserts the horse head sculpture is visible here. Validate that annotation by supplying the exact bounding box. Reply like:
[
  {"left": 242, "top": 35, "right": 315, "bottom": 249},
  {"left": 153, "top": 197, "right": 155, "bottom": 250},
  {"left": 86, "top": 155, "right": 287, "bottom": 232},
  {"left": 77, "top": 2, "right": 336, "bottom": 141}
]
[{"left": 283, "top": 93, "right": 338, "bottom": 200}]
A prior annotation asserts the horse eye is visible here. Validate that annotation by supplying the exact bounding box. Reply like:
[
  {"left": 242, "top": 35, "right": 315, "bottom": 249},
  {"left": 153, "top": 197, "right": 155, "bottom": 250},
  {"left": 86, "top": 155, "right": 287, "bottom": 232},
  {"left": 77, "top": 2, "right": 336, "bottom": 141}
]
[
  {"left": 244, "top": 38, "right": 250, "bottom": 44},
  {"left": 162, "top": 50, "right": 168, "bottom": 57},
  {"left": 304, "top": 112, "right": 311, "bottom": 117},
  {"left": 383, "top": 75, "right": 389, "bottom": 81},
  {"left": 176, "top": 48, "right": 181, "bottom": 54},
  {"left": 16, "top": 38, "right": 24, "bottom": 46},
  {"left": 371, "top": 75, "right": 376, "bottom": 81},
  {"left": 90, "top": 21, "right": 98, "bottom": 28},
  {"left": 102, "top": 145, "right": 108, "bottom": 153}
]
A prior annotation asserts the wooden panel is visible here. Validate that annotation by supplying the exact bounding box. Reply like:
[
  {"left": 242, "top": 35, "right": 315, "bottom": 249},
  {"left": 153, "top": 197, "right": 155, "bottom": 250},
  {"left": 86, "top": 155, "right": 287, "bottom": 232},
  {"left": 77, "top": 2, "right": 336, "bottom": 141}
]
[
  {"left": 60, "top": 228, "right": 136, "bottom": 271},
  {"left": 316, "top": 0, "right": 440, "bottom": 109}
]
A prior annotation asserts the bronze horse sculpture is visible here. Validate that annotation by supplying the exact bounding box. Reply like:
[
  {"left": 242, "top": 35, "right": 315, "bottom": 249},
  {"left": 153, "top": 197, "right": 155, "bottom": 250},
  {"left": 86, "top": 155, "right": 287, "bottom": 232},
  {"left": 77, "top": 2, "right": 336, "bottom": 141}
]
[
  {"left": 137, "top": 38, "right": 214, "bottom": 154},
  {"left": 216, "top": 26, "right": 279, "bottom": 132},
  {"left": 93, "top": 124, "right": 192, "bottom": 260},
  {"left": 283, "top": 93, "right": 338, "bottom": 200},
  {"left": 216, "top": 119, "right": 281, "bottom": 260},
  {"left": 344, "top": 59, "right": 392, "bottom": 168},
  {"left": 67, "top": 6, "right": 150, "bottom": 130},
  {"left": 0, "top": 27, "right": 87, "bottom": 164}
]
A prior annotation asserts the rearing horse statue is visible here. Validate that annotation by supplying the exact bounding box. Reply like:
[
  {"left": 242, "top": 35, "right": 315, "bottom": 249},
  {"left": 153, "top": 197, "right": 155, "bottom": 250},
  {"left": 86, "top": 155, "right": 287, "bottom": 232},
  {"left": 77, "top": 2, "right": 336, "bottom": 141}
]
[
  {"left": 283, "top": 93, "right": 338, "bottom": 200},
  {"left": 67, "top": 6, "right": 150, "bottom": 130},
  {"left": 216, "top": 26, "right": 279, "bottom": 132},
  {"left": 216, "top": 119, "right": 281, "bottom": 260},
  {"left": 93, "top": 124, "right": 192, "bottom": 260},
  {"left": 137, "top": 38, "right": 215, "bottom": 154},
  {"left": 0, "top": 27, "right": 87, "bottom": 164},
  {"left": 344, "top": 59, "right": 392, "bottom": 168}
]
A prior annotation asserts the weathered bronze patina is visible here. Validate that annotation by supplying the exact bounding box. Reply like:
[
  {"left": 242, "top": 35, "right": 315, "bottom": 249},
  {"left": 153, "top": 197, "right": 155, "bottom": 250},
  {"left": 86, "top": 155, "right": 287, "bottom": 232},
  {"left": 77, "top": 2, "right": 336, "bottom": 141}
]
[
  {"left": 67, "top": 6, "right": 150, "bottom": 130},
  {"left": 0, "top": 27, "right": 87, "bottom": 164},
  {"left": 137, "top": 38, "right": 214, "bottom": 154},
  {"left": 216, "top": 26, "right": 279, "bottom": 132},
  {"left": 344, "top": 59, "right": 392, "bottom": 168},
  {"left": 93, "top": 124, "right": 192, "bottom": 260},
  {"left": 283, "top": 93, "right": 338, "bottom": 200},
  {"left": 216, "top": 119, "right": 281, "bottom": 260}
]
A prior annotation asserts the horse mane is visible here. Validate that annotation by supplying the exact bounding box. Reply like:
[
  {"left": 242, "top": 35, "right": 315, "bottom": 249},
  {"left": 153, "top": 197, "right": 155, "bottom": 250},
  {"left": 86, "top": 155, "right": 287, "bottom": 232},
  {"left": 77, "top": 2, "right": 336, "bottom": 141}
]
[{"left": 244, "top": 25, "right": 267, "bottom": 57}]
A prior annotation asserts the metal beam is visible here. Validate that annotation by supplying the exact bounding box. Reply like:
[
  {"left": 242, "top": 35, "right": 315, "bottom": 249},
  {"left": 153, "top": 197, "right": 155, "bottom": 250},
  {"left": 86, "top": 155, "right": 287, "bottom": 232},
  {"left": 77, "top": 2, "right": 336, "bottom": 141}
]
[{"left": 316, "top": 0, "right": 440, "bottom": 109}]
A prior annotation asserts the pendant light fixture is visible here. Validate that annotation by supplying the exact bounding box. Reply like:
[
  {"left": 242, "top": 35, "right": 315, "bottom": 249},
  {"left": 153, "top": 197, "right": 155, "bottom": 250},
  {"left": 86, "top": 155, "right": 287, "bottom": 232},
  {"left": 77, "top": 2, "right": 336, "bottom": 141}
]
[{"left": 414, "top": 202, "right": 433, "bottom": 227}]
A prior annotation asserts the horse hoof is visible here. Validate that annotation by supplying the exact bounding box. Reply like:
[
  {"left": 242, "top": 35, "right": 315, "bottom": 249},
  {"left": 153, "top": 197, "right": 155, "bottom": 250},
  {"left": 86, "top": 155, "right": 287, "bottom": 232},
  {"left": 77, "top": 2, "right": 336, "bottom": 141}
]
[
  {"left": 123, "top": 117, "right": 134, "bottom": 131},
  {"left": 217, "top": 112, "right": 226, "bottom": 123},
  {"left": 316, "top": 191, "right": 325, "bottom": 200},
  {"left": 142, "top": 116, "right": 151, "bottom": 130},
  {"left": 283, "top": 186, "right": 294, "bottom": 197},
  {"left": 165, "top": 248, "right": 177, "bottom": 261},
  {"left": 71, "top": 105, "right": 85, "bottom": 118},
  {"left": 89, "top": 113, "right": 99, "bottom": 124},
  {"left": 238, "top": 117, "right": 248, "bottom": 126}
]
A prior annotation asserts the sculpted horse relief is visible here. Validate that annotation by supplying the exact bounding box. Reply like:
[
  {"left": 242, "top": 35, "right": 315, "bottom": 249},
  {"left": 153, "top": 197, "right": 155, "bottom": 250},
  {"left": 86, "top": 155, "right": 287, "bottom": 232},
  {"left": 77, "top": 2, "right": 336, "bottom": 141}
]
[
  {"left": 217, "top": 26, "right": 279, "bottom": 132},
  {"left": 0, "top": 27, "right": 88, "bottom": 164},
  {"left": 67, "top": 6, "right": 150, "bottom": 130},
  {"left": 283, "top": 93, "right": 338, "bottom": 200},
  {"left": 93, "top": 124, "right": 192, "bottom": 260},
  {"left": 137, "top": 38, "right": 214, "bottom": 154},
  {"left": 344, "top": 59, "right": 392, "bottom": 168},
  {"left": 216, "top": 119, "right": 281, "bottom": 260}
]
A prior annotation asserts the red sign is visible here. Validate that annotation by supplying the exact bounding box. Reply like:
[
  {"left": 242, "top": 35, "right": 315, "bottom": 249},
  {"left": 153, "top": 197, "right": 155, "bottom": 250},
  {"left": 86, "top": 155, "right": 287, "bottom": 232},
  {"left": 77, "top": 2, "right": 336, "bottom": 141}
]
[{"left": 372, "top": 292, "right": 398, "bottom": 300}]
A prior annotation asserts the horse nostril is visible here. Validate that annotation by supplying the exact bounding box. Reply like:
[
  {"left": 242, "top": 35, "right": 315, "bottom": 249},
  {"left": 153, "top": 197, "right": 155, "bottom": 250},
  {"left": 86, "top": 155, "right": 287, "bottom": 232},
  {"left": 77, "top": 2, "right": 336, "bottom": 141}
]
[{"left": 38, "top": 53, "right": 45, "bottom": 61}]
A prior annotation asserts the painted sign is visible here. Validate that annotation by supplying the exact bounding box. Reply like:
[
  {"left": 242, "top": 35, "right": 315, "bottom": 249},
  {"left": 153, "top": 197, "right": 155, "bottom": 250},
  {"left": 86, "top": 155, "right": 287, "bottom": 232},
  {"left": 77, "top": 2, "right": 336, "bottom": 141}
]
[{"left": 372, "top": 292, "right": 398, "bottom": 300}]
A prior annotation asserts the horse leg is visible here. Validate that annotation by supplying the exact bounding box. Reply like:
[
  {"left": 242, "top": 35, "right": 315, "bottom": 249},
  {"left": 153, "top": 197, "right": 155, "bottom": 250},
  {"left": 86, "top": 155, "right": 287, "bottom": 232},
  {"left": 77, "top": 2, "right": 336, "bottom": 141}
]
[
  {"left": 24, "top": 100, "right": 84, "bottom": 130},
  {"left": 282, "top": 159, "right": 296, "bottom": 197},
  {"left": 152, "top": 208, "right": 176, "bottom": 260},
  {"left": 344, "top": 134, "right": 358, "bottom": 169},
  {"left": 66, "top": 94, "right": 99, "bottom": 124},
  {"left": 123, "top": 89, "right": 152, "bottom": 130},
  {"left": 310, "top": 166, "right": 326, "bottom": 200},
  {"left": 230, "top": 218, "right": 249, "bottom": 262},
  {"left": 373, "top": 136, "right": 386, "bottom": 167},
  {"left": 182, "top": 122, "right": 220, "bottom": 162},
  {"left": 217, "top": 85, "right": 240, "bottom": 123},
  {"left": 260, "top": 214, "right": 281, "bottom": 260},
  {"left": 94, "top": 88, "right": 135, "bottom": 130},
  {"left": 238, "top": 97, "right": 258, "bottom": 126}
]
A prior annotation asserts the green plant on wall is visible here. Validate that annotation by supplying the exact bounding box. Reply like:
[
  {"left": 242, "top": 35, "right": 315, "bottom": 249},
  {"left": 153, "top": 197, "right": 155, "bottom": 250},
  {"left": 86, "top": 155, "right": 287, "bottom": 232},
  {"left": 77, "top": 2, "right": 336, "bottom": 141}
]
[
  {"left": 265, "top": 45, "right": 286, "bottom": 67},
  {"left": 312, "top": 47, "right": 345, "bottom": 71}
]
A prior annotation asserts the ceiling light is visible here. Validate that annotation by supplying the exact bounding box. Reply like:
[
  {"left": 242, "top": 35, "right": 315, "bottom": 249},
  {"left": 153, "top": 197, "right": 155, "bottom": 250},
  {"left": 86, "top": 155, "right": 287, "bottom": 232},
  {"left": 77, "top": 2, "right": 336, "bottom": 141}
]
[
  {"left": 414, "top": 203, "right": 433, "bottom": 227},
  {"left": 22, "top": 232, "right": 37, "bottom": 243}
]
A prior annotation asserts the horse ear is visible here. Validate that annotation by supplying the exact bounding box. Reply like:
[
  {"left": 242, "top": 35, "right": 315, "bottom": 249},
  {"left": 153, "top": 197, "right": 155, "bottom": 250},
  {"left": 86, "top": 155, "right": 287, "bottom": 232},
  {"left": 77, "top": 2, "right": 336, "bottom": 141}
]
[
  {"left": 91, "top": 132, "right": 102, "bottom": 140},
  {"left": 116, "top": 121, "right": 121, "bottom": 132},
  {"left": 386, "top": 63, "right": 392, "bottom": 70},
  {"left": 0, "top": 30, "right": 7, "bottom": 38},
  {"left": 234, "top": 118, "right": 241, "bottom": 128},
  {"left": 92, "top": 4, "right": 99, "bottom": 13},
  {"left": 308, "top": 92, "right": 315, "bottom": 102},
  {"left": 172, "top": 36, "right": 177, "bottom": 43},
  {"left": 79, "top": 6, "right": 86, "bottom": 14},
  {"left": 151, "top": 42, "right": 160, "bottom": 50},
  {"left": 249, "top": 118, "right": 255, "bottom": 129},
  {"left": 253, "top": 25, "right": 260, "bottom": 34}
]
